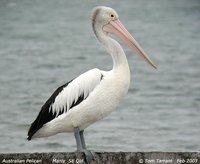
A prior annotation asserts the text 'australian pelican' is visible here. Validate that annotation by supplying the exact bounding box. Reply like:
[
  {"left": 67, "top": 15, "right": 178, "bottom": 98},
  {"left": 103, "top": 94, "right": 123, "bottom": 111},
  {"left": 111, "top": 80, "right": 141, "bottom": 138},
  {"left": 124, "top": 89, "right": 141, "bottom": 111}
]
[{"left": 27, "top": 6, "right": 157, "bottom": 163}]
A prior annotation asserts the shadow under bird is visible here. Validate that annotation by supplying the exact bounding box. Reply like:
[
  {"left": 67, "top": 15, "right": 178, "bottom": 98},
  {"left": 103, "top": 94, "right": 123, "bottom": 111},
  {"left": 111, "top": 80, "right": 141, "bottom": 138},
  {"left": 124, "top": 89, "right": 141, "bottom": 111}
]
[{"left": 27, "top": 6, "right": 157, "bottom": 163}]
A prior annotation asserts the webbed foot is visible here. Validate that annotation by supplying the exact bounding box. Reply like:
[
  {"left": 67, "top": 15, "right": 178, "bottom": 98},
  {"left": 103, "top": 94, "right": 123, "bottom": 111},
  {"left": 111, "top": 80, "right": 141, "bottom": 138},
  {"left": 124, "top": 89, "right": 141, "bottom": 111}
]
[{"left": 83, "top": 149, "right": 94, "bottom": 164}]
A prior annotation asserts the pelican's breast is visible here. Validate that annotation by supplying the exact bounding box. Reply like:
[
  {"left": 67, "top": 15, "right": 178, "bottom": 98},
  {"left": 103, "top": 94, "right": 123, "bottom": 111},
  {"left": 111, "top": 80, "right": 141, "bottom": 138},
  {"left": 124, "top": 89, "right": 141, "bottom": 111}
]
[{"left": 67, "top": 69, "right": 130, "bottom": 129}]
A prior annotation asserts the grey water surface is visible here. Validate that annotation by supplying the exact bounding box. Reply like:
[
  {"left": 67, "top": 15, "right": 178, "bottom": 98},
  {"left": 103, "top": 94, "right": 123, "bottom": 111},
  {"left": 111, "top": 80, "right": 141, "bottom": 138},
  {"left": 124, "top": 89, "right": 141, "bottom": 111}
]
[{"left": 0, "top": 0, "right": 200, "bottom": 153}]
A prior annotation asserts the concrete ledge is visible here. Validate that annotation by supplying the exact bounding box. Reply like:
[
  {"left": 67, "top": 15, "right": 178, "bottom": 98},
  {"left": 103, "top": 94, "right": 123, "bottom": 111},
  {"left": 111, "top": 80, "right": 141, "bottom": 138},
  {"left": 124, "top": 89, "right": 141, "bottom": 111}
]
[{"left": 0, "top": 152, "right": 200, "bottom": 164}]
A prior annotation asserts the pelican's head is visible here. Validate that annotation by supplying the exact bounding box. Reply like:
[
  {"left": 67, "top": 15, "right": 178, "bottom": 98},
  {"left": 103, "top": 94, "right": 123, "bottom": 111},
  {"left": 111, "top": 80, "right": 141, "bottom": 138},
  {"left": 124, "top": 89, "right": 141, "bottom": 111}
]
[
  {"left": 92, "top": 6, "right": 118, "bottom": 30},
  {"left": 92, "top": 6, "right": 157, "bottom": 69}
]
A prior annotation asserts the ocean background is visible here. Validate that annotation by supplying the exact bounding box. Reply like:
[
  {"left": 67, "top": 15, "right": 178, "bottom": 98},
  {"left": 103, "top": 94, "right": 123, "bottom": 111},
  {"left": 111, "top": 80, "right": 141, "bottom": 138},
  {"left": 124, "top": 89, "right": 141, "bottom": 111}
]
[{"left": 0, "top": 0, "right": 200, "bottom": 153}]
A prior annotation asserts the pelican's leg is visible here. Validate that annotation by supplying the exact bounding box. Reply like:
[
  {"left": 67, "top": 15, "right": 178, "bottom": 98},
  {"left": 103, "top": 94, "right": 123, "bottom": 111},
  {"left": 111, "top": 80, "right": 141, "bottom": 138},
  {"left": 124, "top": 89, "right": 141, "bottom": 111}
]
[
  {"left": 74, "top": 128, "right": 94, "bottom": 163},
  {"left": 74, "top": 127, "right": 84, "bottom": 151},
  {"left": 79, "top": 130, "right": 86, "bottom": 149}
]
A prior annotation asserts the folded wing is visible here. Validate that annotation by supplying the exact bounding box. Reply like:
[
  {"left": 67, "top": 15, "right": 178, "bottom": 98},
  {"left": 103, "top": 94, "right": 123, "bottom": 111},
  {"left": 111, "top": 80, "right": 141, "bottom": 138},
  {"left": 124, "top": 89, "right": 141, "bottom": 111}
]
[{"left": 27, "top": 68, "right": 103, "bottom": 140}]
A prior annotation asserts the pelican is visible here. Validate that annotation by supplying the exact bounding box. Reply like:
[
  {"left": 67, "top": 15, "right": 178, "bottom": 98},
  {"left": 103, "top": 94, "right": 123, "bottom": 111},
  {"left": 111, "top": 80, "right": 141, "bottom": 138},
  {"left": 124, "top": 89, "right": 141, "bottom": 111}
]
[{"left": 27, "top": 6, "right": 157, "bottom": 163}]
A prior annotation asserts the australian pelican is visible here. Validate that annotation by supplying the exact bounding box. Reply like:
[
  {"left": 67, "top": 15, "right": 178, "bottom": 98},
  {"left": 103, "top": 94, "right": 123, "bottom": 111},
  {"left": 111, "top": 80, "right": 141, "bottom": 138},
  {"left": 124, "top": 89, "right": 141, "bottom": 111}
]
[{"left": 27, "top": 6, "right": 157, "bottom": 163}]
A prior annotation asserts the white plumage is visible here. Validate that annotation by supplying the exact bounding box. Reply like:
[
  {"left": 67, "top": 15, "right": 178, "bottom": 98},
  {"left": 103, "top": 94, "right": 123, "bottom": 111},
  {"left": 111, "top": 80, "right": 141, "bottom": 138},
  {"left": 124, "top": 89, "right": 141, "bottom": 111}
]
[
  {"left": 34, "top": 66, "right": 130, "bottom": 138},
  {"left": 28, "top": 7, "right": 156, "bottom": 161},
  {"left": 51, "top": 68, "right": 102, "bottom": 116}
]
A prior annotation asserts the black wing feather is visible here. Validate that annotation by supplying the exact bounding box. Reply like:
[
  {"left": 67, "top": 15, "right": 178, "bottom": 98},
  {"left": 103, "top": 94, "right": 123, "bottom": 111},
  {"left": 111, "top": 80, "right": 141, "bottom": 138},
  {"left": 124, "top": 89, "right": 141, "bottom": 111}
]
[
  {"left": 27, "top": 71, "right": 103, "bottom": 140},
  {"left": 27, "top": 81, "right": 72, "bottom": 140}
]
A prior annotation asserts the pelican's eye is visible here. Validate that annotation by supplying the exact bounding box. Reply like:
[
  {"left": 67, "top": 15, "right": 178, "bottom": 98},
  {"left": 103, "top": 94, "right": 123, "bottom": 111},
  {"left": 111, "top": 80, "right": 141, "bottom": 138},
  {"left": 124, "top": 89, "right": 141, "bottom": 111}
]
[{"left": 111, "top": 14, "right": 114, "bottom": 18}]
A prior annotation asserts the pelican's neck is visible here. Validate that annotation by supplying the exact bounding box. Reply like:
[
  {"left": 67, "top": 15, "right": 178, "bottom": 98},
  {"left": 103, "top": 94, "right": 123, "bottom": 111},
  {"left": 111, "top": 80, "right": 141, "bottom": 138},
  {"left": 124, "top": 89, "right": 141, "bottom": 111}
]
[{"left": 98, "top": 32, "right": 129, "bottom": 71}]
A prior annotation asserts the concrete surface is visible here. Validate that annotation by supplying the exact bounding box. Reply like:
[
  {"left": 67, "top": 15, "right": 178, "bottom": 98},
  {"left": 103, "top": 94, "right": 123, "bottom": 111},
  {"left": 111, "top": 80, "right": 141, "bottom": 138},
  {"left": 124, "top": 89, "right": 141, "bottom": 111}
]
[{"left": 0, "top": 152, "right": 200, "bottom": 164}]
